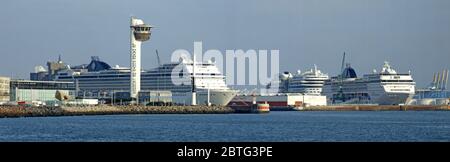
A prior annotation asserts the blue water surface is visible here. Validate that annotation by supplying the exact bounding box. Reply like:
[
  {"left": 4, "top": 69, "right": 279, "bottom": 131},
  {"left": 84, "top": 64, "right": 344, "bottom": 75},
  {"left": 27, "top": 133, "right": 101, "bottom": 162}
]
[{"left": 0, "top": 111, "right": 449, "bottom": 142}]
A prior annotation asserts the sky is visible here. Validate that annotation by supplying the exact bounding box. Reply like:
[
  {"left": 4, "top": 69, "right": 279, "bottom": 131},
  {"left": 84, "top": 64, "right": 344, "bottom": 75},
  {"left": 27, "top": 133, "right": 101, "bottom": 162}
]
[{"left": 0, "top": 0, "right": 449, "bottom": 87}]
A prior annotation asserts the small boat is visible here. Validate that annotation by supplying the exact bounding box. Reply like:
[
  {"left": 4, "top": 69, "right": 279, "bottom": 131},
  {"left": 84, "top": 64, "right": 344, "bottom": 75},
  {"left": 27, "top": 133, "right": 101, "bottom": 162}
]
[{"left": 251, "top": 102, "right": 270, "bottom": 113}]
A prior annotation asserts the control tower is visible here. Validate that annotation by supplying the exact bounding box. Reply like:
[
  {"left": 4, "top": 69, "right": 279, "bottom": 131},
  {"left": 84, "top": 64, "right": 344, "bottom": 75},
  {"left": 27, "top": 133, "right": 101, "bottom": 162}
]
[{"left": 130, "top": 17, "right": 152, "bottom": 101}]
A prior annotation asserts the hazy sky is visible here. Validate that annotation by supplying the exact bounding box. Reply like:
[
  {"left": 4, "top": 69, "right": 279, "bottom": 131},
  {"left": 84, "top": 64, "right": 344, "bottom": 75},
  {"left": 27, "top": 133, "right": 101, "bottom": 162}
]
[{"left": 1, "top": 0, "right": 449, "bottom": 87}]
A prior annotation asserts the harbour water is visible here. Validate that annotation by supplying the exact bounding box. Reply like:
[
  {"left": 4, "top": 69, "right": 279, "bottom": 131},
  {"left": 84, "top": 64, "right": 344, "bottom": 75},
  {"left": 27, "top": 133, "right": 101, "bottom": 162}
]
[{"left": 0, "top": 111, "right": 450, "bottom": 142}]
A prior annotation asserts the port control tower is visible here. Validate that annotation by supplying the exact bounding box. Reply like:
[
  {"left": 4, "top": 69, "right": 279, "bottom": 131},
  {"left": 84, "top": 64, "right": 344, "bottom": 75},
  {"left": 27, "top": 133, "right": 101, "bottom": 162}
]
[{"left": 130, "top": 17, "right": 152, "bottom": 101}]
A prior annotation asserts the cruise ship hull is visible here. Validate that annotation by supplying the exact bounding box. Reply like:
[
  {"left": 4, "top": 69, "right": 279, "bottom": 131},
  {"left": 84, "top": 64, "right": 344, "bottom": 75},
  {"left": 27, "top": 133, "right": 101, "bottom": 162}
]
[
  {"left": 173, "top": 89, "right": 238, "bottom": 106},
  {"left": 372, "top": 92, "right": 414, "bottom": 105},
  {"left": 325, "top": 93, "right": 414, "bottom": 105}
]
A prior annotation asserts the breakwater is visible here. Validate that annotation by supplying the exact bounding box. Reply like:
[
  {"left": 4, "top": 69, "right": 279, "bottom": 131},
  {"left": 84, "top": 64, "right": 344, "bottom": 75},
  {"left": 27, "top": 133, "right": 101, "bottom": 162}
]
[
  {"left": 1, "top": 105, "right": 449, "bottom": 118},
  {"left": 303, "top": 105, "right": 450, "bottom": 111},
  {"left": 0, "top": 105, "right": 235, "bottom": 118}
]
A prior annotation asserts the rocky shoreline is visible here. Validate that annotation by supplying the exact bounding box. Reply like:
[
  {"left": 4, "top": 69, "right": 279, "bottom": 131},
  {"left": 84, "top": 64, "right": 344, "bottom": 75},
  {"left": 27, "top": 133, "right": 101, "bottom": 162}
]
[
  {"left": 1, "top": 105, "right": 449, "bottom": 118},
  {"left": 0, "top": 105, "right": 235, "bottom": 118}
]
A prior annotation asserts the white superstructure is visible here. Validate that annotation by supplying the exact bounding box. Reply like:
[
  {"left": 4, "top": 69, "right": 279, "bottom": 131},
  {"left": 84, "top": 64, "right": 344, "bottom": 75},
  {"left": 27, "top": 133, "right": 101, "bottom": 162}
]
[
  {"left": 279, "top": 65, "right": 329, "bottom": 95},
  {"left": 322, "top": 61, "right": 416, "bottom": 105},
  {"left": 53, "top": 57, "right": 238, "bottom": 106}
]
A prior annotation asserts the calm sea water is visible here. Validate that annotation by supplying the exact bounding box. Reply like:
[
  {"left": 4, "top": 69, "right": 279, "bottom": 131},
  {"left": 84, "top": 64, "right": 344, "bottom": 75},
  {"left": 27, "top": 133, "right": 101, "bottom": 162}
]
[{"left": 0, "top": 111, "right": 449, "bottom": 142}]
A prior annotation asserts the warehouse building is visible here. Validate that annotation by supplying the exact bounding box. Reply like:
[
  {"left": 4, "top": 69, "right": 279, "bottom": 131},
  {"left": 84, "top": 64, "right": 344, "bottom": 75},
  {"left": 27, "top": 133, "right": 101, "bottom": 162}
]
[{"left": 10, "top": 79, "right": 75, "bottom": 102}]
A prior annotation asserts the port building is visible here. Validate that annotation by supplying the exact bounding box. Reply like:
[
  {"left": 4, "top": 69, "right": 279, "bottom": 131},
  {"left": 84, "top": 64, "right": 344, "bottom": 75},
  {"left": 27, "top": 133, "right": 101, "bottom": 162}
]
[
  {"left": 10, "top": 79, "right": 75, "bottom": 103},
  {"left": 0, "top": 76, "right": 10, "bottom": 102},
  {"left": 229, "top": 93, "right": 327, "bottom": 110}
]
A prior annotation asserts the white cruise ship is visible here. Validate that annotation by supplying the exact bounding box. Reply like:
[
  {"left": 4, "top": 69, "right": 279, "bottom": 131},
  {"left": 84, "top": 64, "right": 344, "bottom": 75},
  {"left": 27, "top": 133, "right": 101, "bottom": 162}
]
[
  {"left": 322, "top": 61, "right": 416, "bottom": 105},
  {"left": 52, "top": 57, "right": 238, "bottom": 106},
  {"left": 279, "top": 65, "right": 329, "bottom": 95}
]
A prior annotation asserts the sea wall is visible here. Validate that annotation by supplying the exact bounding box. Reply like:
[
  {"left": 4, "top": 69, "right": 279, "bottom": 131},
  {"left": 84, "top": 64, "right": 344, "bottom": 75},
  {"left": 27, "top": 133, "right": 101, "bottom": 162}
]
[
  {"left": 2, "top": 105, "right": 449, "bottom": 118},
  {"left": 0, "top": 105, "right": 235, "bottom": 118}
]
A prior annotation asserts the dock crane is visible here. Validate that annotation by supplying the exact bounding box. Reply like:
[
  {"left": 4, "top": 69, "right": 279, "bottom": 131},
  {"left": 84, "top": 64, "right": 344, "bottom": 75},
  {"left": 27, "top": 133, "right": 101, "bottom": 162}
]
[
  {"left": 335, "top": 52, "right": 346, "bottom": 103},
  {"left": 155, "top": 49, "right": 161, "bottom": 66}
]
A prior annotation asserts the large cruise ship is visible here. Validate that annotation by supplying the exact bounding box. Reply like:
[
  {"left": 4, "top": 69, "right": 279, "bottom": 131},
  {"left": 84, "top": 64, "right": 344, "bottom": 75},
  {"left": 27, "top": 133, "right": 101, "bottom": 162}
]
[
  {"left": 279, "top": 65, "right": 329, "bottom": 95},
  {"left": 40, "top": 56, "right": 237, "bottom": 106},
  {"left": 322, "top": 61, "right": 416, "bottom": 105}
]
